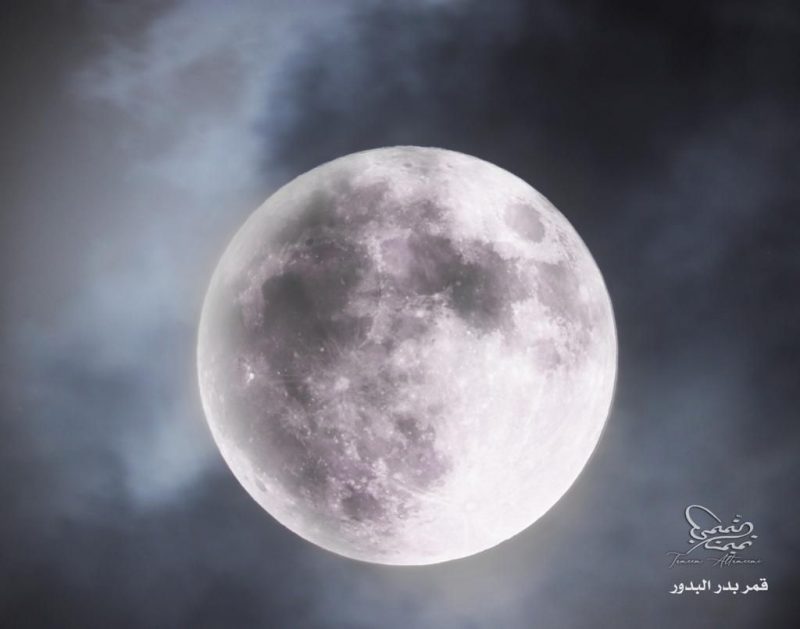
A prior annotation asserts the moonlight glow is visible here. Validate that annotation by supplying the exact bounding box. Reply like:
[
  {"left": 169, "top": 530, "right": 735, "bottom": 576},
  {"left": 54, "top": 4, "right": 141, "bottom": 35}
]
[{"left": 198, "top": 147, "right": 617, "bottom": 565}]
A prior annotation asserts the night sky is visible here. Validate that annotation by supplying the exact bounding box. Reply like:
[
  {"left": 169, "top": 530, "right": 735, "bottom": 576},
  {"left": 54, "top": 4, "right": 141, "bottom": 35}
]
[{"left": 1, "top": 1, "right": 799, "bottom": 627}]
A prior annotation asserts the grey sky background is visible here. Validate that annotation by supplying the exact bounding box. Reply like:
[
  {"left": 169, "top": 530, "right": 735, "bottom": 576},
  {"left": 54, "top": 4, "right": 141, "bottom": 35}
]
[{"left": 1, "top": 1, "right": 798, "bottom": 627}]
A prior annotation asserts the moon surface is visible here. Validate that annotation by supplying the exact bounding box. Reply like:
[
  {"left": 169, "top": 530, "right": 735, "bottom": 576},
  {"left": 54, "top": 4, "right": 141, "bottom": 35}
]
[{"left": 198, "top": 146, "right": 616, "bottom": 565}]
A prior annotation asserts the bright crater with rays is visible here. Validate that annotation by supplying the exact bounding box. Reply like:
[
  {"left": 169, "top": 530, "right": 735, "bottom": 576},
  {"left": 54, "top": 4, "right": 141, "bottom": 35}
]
[{"left": 198, "top": 146, "right": 616, "bottom": 565}]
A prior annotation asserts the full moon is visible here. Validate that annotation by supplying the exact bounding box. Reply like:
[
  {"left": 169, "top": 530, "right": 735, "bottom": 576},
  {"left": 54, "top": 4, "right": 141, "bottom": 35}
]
[{"left": 198, "top": 146, "right": 616, "bottom": 565}]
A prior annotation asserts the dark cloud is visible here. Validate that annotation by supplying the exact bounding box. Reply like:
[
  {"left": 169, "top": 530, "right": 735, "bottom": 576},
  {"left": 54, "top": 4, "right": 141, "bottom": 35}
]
[{"left": 1, "top": 0, "right": 799, "bottom": 627}]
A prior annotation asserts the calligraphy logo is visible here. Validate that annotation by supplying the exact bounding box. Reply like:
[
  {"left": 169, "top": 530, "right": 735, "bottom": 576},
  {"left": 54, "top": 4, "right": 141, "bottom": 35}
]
[{"left": 667, "top": 505, "right": 761, "bottom": 568}]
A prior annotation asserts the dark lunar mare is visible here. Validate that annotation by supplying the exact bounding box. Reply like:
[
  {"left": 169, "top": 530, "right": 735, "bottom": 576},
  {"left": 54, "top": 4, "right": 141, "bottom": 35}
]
[{"left": 211, "top": 175, "right": 501, "bottom": 535}]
